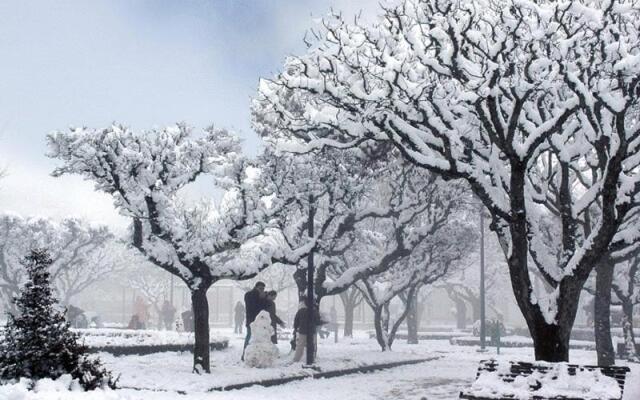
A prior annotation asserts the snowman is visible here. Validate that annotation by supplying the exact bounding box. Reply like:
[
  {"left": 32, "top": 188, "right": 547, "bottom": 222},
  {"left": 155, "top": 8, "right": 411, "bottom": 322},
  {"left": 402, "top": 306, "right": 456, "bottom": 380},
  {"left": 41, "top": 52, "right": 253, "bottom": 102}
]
[{"left": 244, "top": 310, "right": 279, "bottom": 367}]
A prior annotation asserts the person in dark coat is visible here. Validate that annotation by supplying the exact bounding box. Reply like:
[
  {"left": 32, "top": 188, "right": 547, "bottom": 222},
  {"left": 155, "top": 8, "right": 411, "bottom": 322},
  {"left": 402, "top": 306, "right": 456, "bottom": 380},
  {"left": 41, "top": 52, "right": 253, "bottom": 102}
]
[
  {"left": 241, "top": 281, "right": 266, "bottom": 361},
  {"left": 265, "top": 290, "right": 285, "bottom": 344},
  {"left": 291, "top": 296, "right": 327, "bottom": 362},
  {"left": 234, "top": 301, "right": 245, "bottom": 334},
  {"left": 181, "top": 309, "right": 194, "bottom": 332},
  {"left": 292, "top": 297, "right": 310, "bottom": 362}
]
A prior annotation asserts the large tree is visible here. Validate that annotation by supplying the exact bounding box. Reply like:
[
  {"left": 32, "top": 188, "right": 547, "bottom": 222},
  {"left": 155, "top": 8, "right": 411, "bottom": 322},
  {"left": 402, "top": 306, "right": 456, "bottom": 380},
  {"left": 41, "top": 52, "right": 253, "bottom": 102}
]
[
  {"left": 47, "top": 124, "right": 308, "bottom": 373},
  {"left": 254, "top": 0, "right": 640, "bottom": 361}
]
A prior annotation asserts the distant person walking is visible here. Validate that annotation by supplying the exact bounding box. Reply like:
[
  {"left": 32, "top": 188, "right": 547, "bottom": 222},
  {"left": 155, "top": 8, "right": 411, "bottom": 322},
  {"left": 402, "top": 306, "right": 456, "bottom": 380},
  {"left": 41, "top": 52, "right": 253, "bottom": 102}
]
[
  {"left": 133, "top": 296, "right": 150, "bottom": 328},
  {"left": 161, "top": 300, "right": 176, "bottom": 331},
  {"left": 242, "top": 281, "right": 266, "bottom": 361},
  {"left": 127, "top": 314, "right": 145, "bottom": 330},
  {"left": 234, "top": 301, "right": 245, "bottom": 334},
  {"left": 181, "top": 309, "right": 194, "bottom": 332},
  {"left": 265, "top": 290, "right": 285, "bottom": 344}
]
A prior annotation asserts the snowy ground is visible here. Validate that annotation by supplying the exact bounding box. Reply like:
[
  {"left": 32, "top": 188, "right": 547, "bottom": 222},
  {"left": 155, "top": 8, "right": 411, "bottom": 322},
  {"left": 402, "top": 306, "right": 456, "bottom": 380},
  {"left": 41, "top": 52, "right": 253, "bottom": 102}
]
[{"left": 1, "top": 328, "right": 639, "bottom": 400}]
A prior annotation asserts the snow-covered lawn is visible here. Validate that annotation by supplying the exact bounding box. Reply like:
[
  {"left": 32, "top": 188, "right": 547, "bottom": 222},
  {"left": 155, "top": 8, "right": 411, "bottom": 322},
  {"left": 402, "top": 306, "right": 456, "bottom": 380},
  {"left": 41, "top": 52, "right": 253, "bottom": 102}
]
[{"left": 1, "top": 328, "right": 638, "bottom": 400}]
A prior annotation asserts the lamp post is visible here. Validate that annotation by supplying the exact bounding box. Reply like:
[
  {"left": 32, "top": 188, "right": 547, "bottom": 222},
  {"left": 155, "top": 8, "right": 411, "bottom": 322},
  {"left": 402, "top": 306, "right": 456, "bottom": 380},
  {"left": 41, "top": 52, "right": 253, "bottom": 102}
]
[
  {"left": 479, "top": 208, "right": 487, "bottom": 351},
  {"left": 169, "top": 274, "right": 174, "bottom": 307},
  {"left": 306, "top": 194, "right": 316, "bottom": 365}
]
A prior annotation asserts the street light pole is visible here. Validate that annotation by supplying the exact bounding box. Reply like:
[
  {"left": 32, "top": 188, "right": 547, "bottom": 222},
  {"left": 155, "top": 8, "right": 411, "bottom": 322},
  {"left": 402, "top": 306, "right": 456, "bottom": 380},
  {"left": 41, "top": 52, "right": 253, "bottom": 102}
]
[
  {"left": 479, "top": 208, "right": 487, "bottom": 351},
  {"left": 306, "top": 194, "right": 316, "bottom": 365},
  {"left": 170, "top": 274, "right": 174, "bottom": 307}
]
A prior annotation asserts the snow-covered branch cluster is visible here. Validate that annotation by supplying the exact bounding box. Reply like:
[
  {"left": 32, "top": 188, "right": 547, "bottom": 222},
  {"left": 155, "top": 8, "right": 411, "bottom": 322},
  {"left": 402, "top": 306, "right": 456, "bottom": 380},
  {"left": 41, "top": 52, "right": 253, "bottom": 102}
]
[{"left": 47, "top": 125, "right": 307, "bottom": 291}]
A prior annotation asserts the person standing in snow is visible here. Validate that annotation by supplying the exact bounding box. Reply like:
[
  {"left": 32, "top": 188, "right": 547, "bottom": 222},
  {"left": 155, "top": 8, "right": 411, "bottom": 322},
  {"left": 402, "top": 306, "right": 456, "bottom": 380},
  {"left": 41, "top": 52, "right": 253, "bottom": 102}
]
[
  {"left": 181, "top": 309, "right": 194, "bottom": 332},
  {"left": 292, "top": 297, "right": 310, "bottom": 362},
  {"left": 265, "top": 290, "right": 285, "bottom": 344},
  {"left": 234, "top": 301, "right": 245, "bottom": 334},
  {"left": 133, "top": 296, "right": 149, "bottom": 328},
  {"left": 161, "top": 300, "right": 176, "bottom": 331},
  {"left": 242, "top": 281, "right": 266, "bottom": 361}
]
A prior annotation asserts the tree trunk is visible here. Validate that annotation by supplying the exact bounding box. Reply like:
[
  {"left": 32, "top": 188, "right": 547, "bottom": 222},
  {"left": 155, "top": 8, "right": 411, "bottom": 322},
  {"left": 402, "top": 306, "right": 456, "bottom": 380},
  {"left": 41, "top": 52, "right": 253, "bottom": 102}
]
[
  {"left": 373, "top": 307, "right": 390, "bottom": 351},
  {"left": 191, "top": 285, "right": 211, "bottom": 373},
  {"left": 455, "top": 298, "right": 467, "bottom": 329},
  {"left": 522, "top": 278, "right": 586, "bottom": 362},
  {"left": 406, "top": 291, "right": 419, "bottom": 344},
  {"left": 594, "top": 261, "right": 615, "bottom": 366},
  {"left": 339, "top": 292, "right": 357, "bottom": 337},
  {"left": 343, "top": 303, "right": 355, "bottom": 337},
  {"left": 528, "top": 319, "right": 570, "bottom": 362},
  {"left": 621, "top": 300, "right": 639, "bottom": 361}
]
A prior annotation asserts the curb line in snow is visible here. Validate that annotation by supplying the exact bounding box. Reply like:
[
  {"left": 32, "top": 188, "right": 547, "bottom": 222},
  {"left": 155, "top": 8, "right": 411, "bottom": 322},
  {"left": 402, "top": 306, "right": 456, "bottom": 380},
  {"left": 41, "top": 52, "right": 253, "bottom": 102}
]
[{"left": 208, "top": 356, "right": 440, "bottom": 392}]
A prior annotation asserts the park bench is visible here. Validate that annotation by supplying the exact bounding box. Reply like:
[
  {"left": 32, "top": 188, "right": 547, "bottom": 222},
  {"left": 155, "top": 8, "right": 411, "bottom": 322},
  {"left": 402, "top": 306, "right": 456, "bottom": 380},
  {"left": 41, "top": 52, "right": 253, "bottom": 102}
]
[{"left": 459, "top": 359, "right": 630, "bottom": 400}]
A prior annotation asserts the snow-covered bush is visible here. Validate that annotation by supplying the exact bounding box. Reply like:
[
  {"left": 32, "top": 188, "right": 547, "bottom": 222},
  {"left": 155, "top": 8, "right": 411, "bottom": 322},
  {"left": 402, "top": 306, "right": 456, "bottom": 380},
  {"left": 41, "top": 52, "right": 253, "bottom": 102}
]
[{"left": 0, "top": 249, "right": 116, "bottom": 390}]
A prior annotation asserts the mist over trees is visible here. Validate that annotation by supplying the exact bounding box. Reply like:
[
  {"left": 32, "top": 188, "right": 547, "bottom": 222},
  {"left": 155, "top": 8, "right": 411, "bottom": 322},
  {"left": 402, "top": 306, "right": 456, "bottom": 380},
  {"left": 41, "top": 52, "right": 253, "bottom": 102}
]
[{"left": 0, "top": 214, "right": 124, "bottom": 313}]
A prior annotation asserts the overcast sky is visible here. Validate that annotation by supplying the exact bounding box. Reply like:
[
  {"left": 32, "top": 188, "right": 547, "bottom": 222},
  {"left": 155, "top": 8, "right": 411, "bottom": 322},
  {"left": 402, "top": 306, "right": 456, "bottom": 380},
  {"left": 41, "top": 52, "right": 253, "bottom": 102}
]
[{"left": 0, "top": 0, "right": 376, "bottom": 233}]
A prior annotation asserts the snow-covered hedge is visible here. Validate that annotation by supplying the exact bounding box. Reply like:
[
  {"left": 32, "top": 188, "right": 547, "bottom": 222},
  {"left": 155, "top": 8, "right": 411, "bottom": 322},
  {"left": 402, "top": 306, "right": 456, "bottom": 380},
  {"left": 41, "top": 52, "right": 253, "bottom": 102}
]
[
  {"left": 68, "top": 329, "right": 229, "bottom": 356},
  {"left": 450, "top": 336, "right": 596, "bottom": 351},
  {"left": 73, "top": 329, "right": 200, "bottom": 347}
]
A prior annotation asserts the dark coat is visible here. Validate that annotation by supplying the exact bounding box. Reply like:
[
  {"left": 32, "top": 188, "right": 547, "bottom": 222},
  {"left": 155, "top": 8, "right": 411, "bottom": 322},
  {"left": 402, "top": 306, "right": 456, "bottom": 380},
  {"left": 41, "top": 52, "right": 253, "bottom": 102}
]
[
  {"left": 294, "top": 307, "right": 327, "bottom": 335},
  {"left": 244, "top": 289, "right": 264, "bottom": 327},
  {"left": 294, "top": 307, "right": 310, "bottom": 335},
  {"left": 265, "top": 300, "right": 284, "bottom": 328}
]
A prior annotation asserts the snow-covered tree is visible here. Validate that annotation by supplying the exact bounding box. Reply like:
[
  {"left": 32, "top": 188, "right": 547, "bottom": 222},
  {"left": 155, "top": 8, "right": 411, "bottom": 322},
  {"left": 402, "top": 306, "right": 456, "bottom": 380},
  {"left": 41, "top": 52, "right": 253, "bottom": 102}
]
[
  {"left": 261, "top": 146, "right": 374, "bottom": 296},
  {"left": 0, "top": 249, "right": 116, "bottom": 390},
  {"left": 355, "top": 215, "right": 475, "bottom": 350},
  {"left": 47, "top": 124, "right": 310, "bottom": 373},
  {"left": 254, "top": 0, "right": 640, "bottom": 362},
  {"left": 0, "top": 213, "right": 116, "bottom": 313}
]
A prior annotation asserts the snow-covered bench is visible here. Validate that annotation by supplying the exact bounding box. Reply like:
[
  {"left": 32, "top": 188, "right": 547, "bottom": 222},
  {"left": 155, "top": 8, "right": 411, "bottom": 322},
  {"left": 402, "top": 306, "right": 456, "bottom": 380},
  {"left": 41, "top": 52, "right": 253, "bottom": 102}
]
[{"left": 459, "top": 359, "right": 630, "bottom": 400}]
